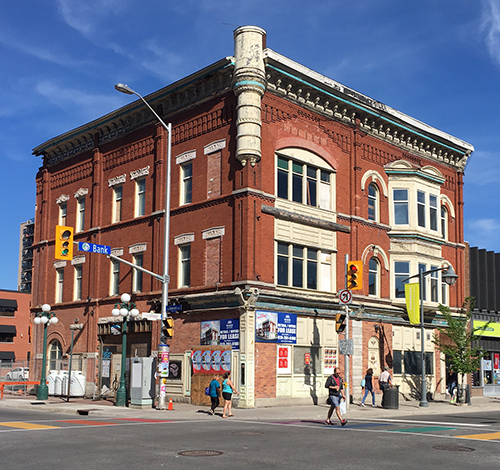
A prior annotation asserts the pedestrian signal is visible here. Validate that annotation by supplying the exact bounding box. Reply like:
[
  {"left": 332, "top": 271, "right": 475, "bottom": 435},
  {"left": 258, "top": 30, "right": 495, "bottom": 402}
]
[
  {"left": 55, "top": 225, "right": 74, "bottom": 260},
  {"left": 347, "top": 260, "right": 363, "bottom": 290}
]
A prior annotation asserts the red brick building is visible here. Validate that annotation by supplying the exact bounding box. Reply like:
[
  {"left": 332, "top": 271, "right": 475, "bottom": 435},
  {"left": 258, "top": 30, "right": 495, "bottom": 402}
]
[{"left": 31, "top": 26, "right": 472, "bottom": 406}]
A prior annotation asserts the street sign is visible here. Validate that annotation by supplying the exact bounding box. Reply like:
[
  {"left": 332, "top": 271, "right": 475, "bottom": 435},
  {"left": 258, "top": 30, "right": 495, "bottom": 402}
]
[
  {"left": 78, "top": 242, "right": 111, "bottom": 255},
  {"left": 338, "top": 289, "right": 352, "bottom": 305},
  {"left": 166, "top": 304, "right": 182, "bottom": 313},
  {"left": 339, "top": 339, "right": 354, "bottom": 355}
]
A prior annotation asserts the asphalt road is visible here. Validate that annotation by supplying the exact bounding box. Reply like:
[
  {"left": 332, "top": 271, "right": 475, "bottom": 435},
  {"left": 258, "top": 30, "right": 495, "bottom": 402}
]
[{"left": 1, "top": 408, "right": 499, "bottom": 469}]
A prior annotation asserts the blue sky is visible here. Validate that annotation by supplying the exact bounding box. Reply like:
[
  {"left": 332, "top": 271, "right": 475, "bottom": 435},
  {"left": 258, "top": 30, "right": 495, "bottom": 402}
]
[{"left": 1, "top": 0, "right": 500, "bottom": 290}]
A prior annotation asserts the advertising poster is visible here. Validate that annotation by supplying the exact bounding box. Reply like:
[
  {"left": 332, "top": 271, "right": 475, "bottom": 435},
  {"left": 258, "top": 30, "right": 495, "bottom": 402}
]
[
  {"left": 201, "top": 318, "right": 239, "bottom": 349},
  {"left": 191, "top": 350, "right": 231, "bottom": 374},
  {"left": 323, "top": 348, "right": 338, "bottom": 375},
  {"left": 255, "top": 310, "right": 297, "bottom": 344},
  {"left": 277, "top": 345, "right": 291, "bottom": 375},
  {"left": 159, "top": 348, "right": 170, "bottom": 378},
  {"left": 494, "top": 353, "right": 499, "bottom": 370}
]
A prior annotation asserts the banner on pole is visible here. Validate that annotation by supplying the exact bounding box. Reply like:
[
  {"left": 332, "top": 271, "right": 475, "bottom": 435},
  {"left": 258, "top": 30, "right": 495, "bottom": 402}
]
[{"left": 405, "top": 283, "right": 420, "bottom": 325}]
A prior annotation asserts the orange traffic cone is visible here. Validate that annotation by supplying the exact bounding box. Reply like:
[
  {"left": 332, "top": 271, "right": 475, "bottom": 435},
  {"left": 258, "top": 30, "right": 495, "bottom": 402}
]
[{"left": 167, "top": 398, "right": 174, "bottom": 411}]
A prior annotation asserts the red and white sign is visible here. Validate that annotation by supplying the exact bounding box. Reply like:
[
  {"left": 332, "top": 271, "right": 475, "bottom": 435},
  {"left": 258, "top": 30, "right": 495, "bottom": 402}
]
[
  {"left": 338, "top": 289, "right": 352, "bottom": 305},
  {"left": 277, "top": 346, "right": 291, "bottom": 375}
]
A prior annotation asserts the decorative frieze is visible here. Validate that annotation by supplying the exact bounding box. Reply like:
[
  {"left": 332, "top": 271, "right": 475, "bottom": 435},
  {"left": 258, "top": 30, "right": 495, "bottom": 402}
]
[
  {"left": 129, "top": 243, "right": 147, "bottom": 254},
  {"left": 202, "top": 227, "right": 225, "bottom": 239},
  {"left": 53, "top": 260, "right": 67, "bottom": 269},
  {"left": 111, "top": 248, "right": 124, "bottom": 256},
  {"left": 71, "top": 256, "right": 86, "bottom": 265},
  {"left": 74, "top": 188, "right": 88, "bottom": 199},
  {"left": 176, "top": 150, "right": 196, "bottom": 165},
  {"left": 108, "top": 174, "right": 126, "bottom": 187},
  {"left": 174, "top": 233, "right": 195, "bottom": 245},
  {"left": 130, "top": 166, "right": 150, "bottom": 180},
  {"left": 204, "top": 139, "right": 226, "bottom": 155},
  {"left": 56, "top": 194, "right": 69, "bottom": 204}
]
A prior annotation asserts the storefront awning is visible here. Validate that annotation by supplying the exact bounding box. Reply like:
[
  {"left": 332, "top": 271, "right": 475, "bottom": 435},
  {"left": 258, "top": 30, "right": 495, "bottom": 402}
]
[
  {"left": 0, "top": 351, "right": 15, "bottom": 361},
  {"left": 0, "top": 299, "right": 17, "bottom": 312},
  {"left": 0, "top": 325, "right": 16, "bottom": 334}
]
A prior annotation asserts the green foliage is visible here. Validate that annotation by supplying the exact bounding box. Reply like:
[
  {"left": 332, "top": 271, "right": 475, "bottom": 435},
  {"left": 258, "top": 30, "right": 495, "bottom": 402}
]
[{"left": 432, "top": 298, "right": 490, "bottom": 383}]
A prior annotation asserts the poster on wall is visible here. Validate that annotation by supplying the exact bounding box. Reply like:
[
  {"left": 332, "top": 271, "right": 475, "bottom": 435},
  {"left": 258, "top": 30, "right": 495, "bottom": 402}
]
[
  {"left": 255, "top": 310, "right": 297, "bottom": 344},
  {"left": 494, "top": 353, "right": 499, "bottom": 370},
  {"left": 200, "top": 319, "right": 239, "bottom": 349},
  {"left": 277, "top": 345, "right": 292, "bottom": 375},
  {"left": 191, "top": 350, "right": 231, "bottom": 374},
  {"left": 323, "top": 348, "right": 338, "bottom": 375}
]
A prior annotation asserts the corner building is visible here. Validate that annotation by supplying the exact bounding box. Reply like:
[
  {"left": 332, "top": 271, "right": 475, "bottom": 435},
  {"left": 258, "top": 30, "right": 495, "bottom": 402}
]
[{"left": 31, "top": 26, "right": 471, "bottom": 406}]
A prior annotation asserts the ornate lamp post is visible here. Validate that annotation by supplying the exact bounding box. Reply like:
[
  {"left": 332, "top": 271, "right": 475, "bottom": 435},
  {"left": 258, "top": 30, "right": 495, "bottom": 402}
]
[
  {"left": 404, "top": 265, "right": 458, "bottom": 407},
  {"left": 34, "top": 304, "right": 58, "bottom": 400},
  {"left": 112, "top": 293, "right": 140, "bottom": 407}
]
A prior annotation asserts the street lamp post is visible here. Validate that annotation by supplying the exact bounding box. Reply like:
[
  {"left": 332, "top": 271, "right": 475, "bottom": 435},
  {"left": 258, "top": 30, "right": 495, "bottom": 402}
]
[
  {"left": 405, "top": 265, "right": 458, "bottom": 407},
  {"left": 115, "top": 83, "right": 172, "bottom": 409},
  {"left": 34, "top": 304, "right": 58, "bottom": 400},
  {"left": 112, "top": 293, "right": 140, "bottom": 407}
]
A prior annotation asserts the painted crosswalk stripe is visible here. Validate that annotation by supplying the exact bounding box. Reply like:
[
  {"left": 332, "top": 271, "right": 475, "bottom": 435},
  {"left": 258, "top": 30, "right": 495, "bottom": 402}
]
[
  {"left": 456, "top": 432, "right": 500, "bottom": 441},
  {"left": 388, "top": 426, "right": 457, "bottom": 433},
  {"left": 0, "top": 422, "right": 60, "bottom": 430},
  {"left": 58, "top": 420, "right": 119, "bottom": 426}
]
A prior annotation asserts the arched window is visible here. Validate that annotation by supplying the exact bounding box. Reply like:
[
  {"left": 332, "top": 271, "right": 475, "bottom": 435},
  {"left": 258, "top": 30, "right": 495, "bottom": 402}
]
[
  {"left": 368, "top": 257, "right": 379, "bottom": 296},
  {"left": 49, "top": 340, "right": 62, "bottom": 371},
  {"left": 441, "top": 205, "right": 447, "bottom": 239},
  {"left": 368, "top": 183, "right": 379, "bottom": 222}
]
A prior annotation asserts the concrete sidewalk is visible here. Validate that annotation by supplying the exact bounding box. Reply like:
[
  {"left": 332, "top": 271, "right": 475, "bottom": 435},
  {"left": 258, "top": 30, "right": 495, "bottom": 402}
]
[{"left": 1, "top": 394, "right": 500, "bottom": 421}]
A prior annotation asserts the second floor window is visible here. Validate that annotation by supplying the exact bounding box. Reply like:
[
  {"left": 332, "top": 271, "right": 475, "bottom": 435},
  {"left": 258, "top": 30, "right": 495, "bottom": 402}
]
[
  {"left": 368, "top": 257, "right": 379, "bottom": 296},
  {"left": 133, "top": 253, "right": 143, "bottom": 293},
  {"left": 74, "top": 265, "right": 83, "bottom": 301},
  {"left": 368, "top": 184, "right": 378, "bottom": 221},
  {"left": 56, "top": 268, "right": 64, "bottom": 303},
  {"left": 179, "top": 244, "right": 191, "bottom": 287},
  {"left": 76, "top": 197, "right": 85, "bottom": 232},
  {"left": 393, "top": 189, "right": 409, "bottom": 225},
  {"left": 110, "top": 260, "right": 120, "bottom": 296},
  {"left": 394, "top": 261, "right": 409, "bottom": 298},
  {"left": 441, "top": 206, "right": 447, "bottom": 239},
  {"left": 135, "top": 178, "right": 146, "bottom": 217},
  {"left": 181, "top": 162, "right": 193, "bottom": 205}
]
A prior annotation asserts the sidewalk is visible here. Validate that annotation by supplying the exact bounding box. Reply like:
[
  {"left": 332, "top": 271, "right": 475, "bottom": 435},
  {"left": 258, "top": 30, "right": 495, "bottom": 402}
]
[{"left": 1, "top": 394, "right": 500, "bottom": 421}]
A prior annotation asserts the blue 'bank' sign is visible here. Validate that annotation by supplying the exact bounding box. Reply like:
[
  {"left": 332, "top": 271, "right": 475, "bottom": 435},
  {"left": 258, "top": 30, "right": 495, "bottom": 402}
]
[{"left": 78, "top": 242, "right": 111, "bottom": 255}]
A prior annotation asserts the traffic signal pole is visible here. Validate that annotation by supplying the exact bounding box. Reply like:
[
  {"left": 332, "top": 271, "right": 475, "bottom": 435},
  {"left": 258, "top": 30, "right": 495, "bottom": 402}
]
[{"left": 344, "top": 254, "right": 350, "bottom": 410}]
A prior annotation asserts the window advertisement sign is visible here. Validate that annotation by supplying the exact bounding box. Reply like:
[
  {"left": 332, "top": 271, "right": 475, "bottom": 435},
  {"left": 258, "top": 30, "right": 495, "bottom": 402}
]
[
  {"left": 200, "top": 319, "right": 239, "bottom": 349},
  {"left": 323, "top": 348, "right": 338, "bottom": 375},
  {"left": 191, "top": 349, "right": 231, "bottom": 374},
  {"left": 255, "top": 310, "right": 297, "bottom": 344},
  {"left": 277, "top": 345, "right": 291, "bottom": 374}
]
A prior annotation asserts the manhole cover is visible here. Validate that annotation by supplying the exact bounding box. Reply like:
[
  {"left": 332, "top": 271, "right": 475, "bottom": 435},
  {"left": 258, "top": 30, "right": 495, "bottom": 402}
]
[
  {"left": 433, "top": 445, "right": 475, "bottom": 452},
  {"left": 178, "top": 450, "right": 223, "bottom": 457},
  {"left": 232, "top": 431, "right": 264, "bottom": 435}
]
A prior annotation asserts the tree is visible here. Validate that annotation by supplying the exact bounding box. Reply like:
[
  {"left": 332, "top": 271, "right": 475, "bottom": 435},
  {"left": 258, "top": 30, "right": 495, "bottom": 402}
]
[{"left": 432, "top": 298, "right": 490, "bottom": 403}]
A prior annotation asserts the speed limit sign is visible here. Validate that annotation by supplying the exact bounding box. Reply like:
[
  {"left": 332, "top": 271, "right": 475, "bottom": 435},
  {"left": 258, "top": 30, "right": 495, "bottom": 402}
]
[{"left": 338, "top": 289, "right": 352, "bottom": 305}]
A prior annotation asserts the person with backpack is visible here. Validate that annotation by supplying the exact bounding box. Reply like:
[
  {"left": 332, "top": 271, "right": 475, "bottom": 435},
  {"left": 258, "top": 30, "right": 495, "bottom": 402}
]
[
  {"left": 325, "top": 367, "right": 347, "bottom": 426},
  {"left": 208, "top": 374, "right": 220, "bottom": 415}
]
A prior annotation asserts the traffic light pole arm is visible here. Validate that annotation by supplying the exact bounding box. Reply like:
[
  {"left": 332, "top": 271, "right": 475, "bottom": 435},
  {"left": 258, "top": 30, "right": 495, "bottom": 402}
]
[
  {"left": 108, "top": 254, "right": 170, "bottom": 284},
  {"left": 401, "top": 266, "right": 447, "bottom": 283}
]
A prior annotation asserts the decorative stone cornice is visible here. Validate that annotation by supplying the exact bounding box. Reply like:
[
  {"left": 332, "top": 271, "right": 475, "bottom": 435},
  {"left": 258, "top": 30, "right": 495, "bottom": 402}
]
[
  {"left": 130, "top": 166, "right": 150, "bottom": 180},
  {"left": 74, "top": 188, "right": 89, "bottom": 199},
  {"left": 56, "top": 194, "right": 69, "bottom": 204},
  {"left": 108, "top": 174, "right": 126, "bottom": 187}
]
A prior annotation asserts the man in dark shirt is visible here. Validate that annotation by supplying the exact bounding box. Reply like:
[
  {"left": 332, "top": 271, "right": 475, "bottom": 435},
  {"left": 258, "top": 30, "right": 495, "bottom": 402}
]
[{"left": 325, "top": 367, "right": 347, "bottom": 426}]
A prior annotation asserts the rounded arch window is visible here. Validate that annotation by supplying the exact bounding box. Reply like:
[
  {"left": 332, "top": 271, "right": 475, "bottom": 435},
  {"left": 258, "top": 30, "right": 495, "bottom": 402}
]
[
  {"left": 368, "top": 257, "right": 380, "bottom": 296},
  {"left": 49, "top": 340, "right": 63, "bottom": 370},
  {"left": 368, "top": 183, "right": 379, "bottom": 222}
]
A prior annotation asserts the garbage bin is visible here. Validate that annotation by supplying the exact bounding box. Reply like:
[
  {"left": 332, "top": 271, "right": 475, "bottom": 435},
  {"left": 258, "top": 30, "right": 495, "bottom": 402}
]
[{"left": 383, "top": 385, "right": 399, "bottom": 409}]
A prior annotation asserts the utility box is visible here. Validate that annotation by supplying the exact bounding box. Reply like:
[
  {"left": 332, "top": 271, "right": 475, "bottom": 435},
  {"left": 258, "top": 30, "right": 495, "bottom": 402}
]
[{"left": 130, "top": 357, "right": 155, "bottom": 408}]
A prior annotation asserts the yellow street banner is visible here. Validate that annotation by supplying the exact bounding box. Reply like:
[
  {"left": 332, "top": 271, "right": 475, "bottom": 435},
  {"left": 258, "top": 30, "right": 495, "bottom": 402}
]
[
  {"left": 405, "top": 283, "right": 420, "bottom": 325},
  {"left": 474, "top": 320, "right": 500, "bottom": 338}
]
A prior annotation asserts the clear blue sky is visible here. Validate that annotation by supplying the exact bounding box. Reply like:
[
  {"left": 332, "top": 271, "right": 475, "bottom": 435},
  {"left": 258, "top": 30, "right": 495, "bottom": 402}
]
[{"left": 1, "top": 0, "right": 499, "bottom": 290}]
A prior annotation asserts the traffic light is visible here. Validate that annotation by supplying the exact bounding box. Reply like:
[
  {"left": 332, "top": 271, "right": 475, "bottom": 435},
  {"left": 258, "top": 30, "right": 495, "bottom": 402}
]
[
  {"left": 55, "top": 225, "right": 74, "bottom": 260},
  {"left": 335, "top": 313, "right": 346, "bottom": 334},
  {"left": 347, "top": 260, "right": 363, "bottom": 290},
  {"left": 162, "top": 317, "right": 174, "bottom": 339}
]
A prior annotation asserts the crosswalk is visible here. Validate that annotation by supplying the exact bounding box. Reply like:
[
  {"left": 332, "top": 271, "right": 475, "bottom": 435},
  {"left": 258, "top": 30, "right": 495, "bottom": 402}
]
[{"left": 0, "top": 417, "right": 499, "bottom": 442}]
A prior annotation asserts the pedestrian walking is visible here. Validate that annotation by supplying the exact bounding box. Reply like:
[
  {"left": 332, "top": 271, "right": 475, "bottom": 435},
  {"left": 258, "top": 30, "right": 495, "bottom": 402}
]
[
  {"left": 360, "top": 368, "right": 376, "bottom": 407},
  {"left": 208, "top": 374, "right": 220, "bottom": 415},
  {"left": 325, "top": 367, "right": 347, "bottom": 426},
  {"left": 221, "top": 371, "right": 239, "bottom": 418},
  {"left": 378, "top": 366, "right": 392, "bottom": 407}
]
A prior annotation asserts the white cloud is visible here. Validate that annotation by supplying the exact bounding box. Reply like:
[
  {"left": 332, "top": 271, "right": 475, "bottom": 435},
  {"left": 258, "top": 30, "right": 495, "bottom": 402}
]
[
  {"left": 481, "top": 0, "right": 500, "bottom": 66},
  {"left": 465, "top": 217, "right": 500, "bottom": 250},
  {"left": 35, "top": 80, "right": 123, "bottom": 121},
  {"left": 465, "top": 150, "right": 500, "bottom": 186}
]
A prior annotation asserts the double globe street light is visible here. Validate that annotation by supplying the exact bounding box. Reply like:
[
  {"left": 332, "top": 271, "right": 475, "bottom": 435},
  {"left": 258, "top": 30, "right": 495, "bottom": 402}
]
[
  {"left": 112, "top": 293, "right": 140, "bottom": 407},
  {"left": 34, "top": 304, "right": 58, "bottom": 400}
]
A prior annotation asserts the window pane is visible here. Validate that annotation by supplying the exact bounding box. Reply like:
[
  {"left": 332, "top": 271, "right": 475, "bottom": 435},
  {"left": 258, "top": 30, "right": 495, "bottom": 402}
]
[
  {"left": 292, "top": 257, "right": 303, "bottom": 288},
  {"left": 393, "top": 350, "right": 402, "bottom": 374},
  {"left": 419, "top": 263, "right": 426, "bottom": 300},
  {"left": 417, "top": 191, "right": 426, "bottom": 227},
  {"left": 368, "top": 184, "right": 377, "bottom": 221},
  {"left": 394, "top": 261, "right": 409, "bottom": 298},
  {"left": 441, "top": 206, "right": 447, "bottom": 239},
  {"left": 369, "top": 257, "right": 378, "bottom": 296},
  {"left": 277, "top": 156, "right": 288, "bottom": 170},
  {"left": 180, "top": 245, "right": 191, "bottom": 287},
  {"left": 306, "top": 177, "right": 317, "bottom": 206},
  {"left": 182, "top": 162, "right": 192, "bottom": 204},
  {"left": 430, "top": 195, "right": 437, "bottom": 231},
  {"left": 394, "top": 189, "right": 408, "bottom": 225},
  {"left": 292, "top": 162, "right": 303, "bottom": 174},
  {"left": 277, "top": 169, "right": 288, "bottom": 199},
  {"left": 307, "top": 249, "right": 318, "bottom": 290},
  {"left": 277, "top": 255, "right": 288, "bottom": 286},
  {"left": 292, "top": 173, "right": 302, "bottom": 203}
]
